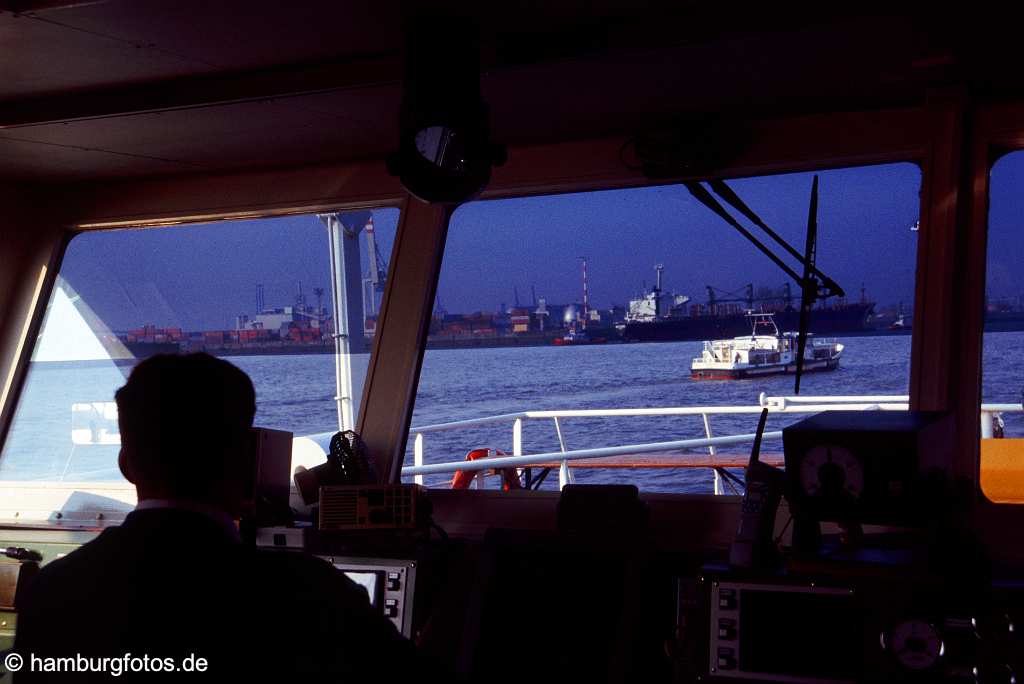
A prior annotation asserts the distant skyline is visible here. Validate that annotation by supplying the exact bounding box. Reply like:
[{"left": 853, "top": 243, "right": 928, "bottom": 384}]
[
  {"left": 441, "top": 163, "right": 922, "bottom": 314},
  {"left": 53, "top": 156, "right": 1024, "bottom": 334}
]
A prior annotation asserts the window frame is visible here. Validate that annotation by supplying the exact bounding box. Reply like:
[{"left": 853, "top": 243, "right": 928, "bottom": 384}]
[
  {"left": 4, "top": 103, "right": 998, "bottom": 548},
  {"left": 967, "top": 103, "right": 1024, "bottom": 511},
  {"left": 0, "top": 195, "right": 407, "bottom": 526},
  {"left": 408, "top": 162, "right": 925, "bottom": 493}
]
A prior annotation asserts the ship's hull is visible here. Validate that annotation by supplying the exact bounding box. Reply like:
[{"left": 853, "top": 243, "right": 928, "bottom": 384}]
[
  {"left": 553, "top": 336, "right": 607, "bottom": 346},
  {"left": 125, "top": 341, "right": 181, "bottom": 358},
  {"left": 984, "top": 311, "right": 1024, "bottom": 332},
  {"left": 691, "top": 357, "right": 840, "bottom": 380},
  {"left": 624, "top": 304, "right": 874, "bottom": 342}
]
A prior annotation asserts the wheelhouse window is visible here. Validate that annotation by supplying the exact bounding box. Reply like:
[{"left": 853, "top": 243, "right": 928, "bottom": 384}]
[
  {"left": 0, "top": 209, "right": 398, "bottom": 487},
  {"left": 981, "top": 150, "right": 1024, "bottom": 503},
  {"left": 403, "top": 164, "right": 921, "bottom": 493}
]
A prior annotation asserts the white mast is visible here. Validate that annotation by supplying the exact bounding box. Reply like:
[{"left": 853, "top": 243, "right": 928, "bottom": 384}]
[
  {"left": 579, "top": 256, "right": 589, "bottom": 330},
  {"left": 318, "top": 213, "right": 367, "bottom": 432}
]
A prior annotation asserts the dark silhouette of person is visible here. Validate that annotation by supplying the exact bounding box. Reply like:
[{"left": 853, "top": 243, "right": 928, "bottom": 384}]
[{"left": 13, "top": 353, "right": 422, "bottom": 680}]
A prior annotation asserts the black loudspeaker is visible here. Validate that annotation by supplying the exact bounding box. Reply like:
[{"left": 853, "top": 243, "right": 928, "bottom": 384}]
[{"left": 783, "top": 411, "right": 954, "bottom": 527}]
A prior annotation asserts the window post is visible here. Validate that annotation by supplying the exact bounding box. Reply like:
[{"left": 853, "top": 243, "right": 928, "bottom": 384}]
[{"left": 357, "top": 199, "right": 452, "bottom": 483}]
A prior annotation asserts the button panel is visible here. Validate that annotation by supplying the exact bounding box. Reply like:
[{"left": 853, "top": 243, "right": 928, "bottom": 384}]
[
  {"left": 718, "top": 618, "right": 737, "bottom": 641},
  {"left": 318, "top": 556, "right": 417, "bottom": 638},
  {"left": 707, "top": 580, "right": 856, "bottom": 682}
]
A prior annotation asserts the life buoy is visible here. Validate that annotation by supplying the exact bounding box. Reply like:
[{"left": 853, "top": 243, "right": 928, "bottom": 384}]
[{"left": 451, "top": 448, "right": 522, "bottom": 491}]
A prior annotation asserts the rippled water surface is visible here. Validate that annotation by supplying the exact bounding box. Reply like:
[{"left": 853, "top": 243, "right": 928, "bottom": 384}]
[{"left": 3, "top": 331, "right": 1021, "bottom": 493}]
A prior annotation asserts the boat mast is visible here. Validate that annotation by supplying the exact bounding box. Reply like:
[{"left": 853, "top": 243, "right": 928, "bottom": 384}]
[
  {"left": 319, "top": 212, "right": 368, "bottom": 432},
  {"left": 579, "top": 256, "right": 589, "bottom": 330},
  {"left": 654, "top": 264, "right": 664, "bottom": 318}
]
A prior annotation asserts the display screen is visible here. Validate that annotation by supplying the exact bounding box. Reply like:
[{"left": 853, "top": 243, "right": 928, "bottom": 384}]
[
  {"left": 342, "top": 570, "right": 382, "bottom": 607},
  {"left": 739, "top": 589, "right": 860, "bottom": 679}
]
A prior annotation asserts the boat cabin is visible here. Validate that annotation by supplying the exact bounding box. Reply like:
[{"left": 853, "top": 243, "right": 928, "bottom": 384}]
[{"left": 2, "top": 3, "right": 1024, "bottom": 682}]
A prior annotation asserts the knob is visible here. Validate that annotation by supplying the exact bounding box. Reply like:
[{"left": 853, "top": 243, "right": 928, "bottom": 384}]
[{"left": 976, "top": 664, "right": 1016, "bottom": 684}]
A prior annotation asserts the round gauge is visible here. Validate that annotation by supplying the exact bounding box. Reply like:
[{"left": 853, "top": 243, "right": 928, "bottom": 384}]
[
  {"left": 887, "top": 619, "right": 944, "bottom": 670},
  {"left": 799, "top": 445, "right": 864, "bottom": 499}
]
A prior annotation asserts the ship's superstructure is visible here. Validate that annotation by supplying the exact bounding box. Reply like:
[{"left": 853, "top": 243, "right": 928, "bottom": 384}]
[{"left": 625, "top": 265, "right": 691, "bottom": 323}]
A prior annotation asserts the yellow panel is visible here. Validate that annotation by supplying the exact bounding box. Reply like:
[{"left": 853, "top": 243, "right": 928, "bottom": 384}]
[{"left": 980, "top": 438, "right": 1024, "bottom": 504}]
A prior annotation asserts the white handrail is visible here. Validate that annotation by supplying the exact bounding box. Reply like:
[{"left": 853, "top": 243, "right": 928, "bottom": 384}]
[
  {"left": 760, "top": 393, "right": 909, "bottom": 404},
  {"left": 405, "top": 396, "right": 901, "bottom": 485},
  {"left": 402, "top": 430, "right": 784, "bottom": 476},
  {"left": 410, "top": 403, "right": 909, "bottom": 434},
  {"left": 981, "top": 404, "right": 1024, "bottom": 412},
  {"left": 295, "top": 395, "right": 1024, "bottom": 486}
]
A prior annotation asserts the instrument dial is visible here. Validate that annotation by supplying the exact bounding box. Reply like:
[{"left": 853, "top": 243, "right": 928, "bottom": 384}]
[
  {"left": 887, "top": 619, "right": 944, "bottom": 670},
  {"left": 799, "top": 445, "right": 864, "bottom": 499}
]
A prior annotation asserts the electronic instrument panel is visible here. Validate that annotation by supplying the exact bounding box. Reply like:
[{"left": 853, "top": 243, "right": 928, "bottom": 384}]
[
  {"left": 707, "top": 580, "right": 859, "bottom": 683},
  {"left": 320, "top": 556, "right": 417, "bottom": 638},
  {"left": 255, "top": 527, "right": 416, "bottom": 637},
  {"left": 691, "top": 566, "right": 1023, "bottom": 684}
]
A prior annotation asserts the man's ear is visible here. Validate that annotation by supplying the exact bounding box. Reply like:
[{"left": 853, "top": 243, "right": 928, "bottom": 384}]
[{"left": 118, "top": 446, "right": 137, "bottom": 484}]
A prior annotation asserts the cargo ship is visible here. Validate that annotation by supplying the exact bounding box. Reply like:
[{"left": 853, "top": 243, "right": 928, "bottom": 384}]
[{"left": 621, "top": 268, "right": 875, "bottom": 342}]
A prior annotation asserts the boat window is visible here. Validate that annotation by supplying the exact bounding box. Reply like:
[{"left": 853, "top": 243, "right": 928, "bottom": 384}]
[
  {"left": 403, "top": 163, "right": 921, "bottom": 493},
  {"left": 980, "top": 150, "right": 1024, "bottom": 503},
  {"left": 0, "top": 209, "right": 398, "bottom": 491}
]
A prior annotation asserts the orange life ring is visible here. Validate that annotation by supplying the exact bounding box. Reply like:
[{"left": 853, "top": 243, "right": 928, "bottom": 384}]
[{"left": 450, "top": 448, "right": 522, "bottom": 491}]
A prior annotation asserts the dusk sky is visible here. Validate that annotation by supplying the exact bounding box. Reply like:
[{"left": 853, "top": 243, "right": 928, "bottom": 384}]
[{"left": 55, "top": 155, "right": 1024, "bottom": 333}]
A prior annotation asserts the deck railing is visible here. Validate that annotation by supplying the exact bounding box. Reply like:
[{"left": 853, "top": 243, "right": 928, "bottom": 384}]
[
  {"left": 398, "top": 394, "right": 1024, "bottom": 492},
  {"left": 402, "top": 394, "right": 908, "bottom": 492}
]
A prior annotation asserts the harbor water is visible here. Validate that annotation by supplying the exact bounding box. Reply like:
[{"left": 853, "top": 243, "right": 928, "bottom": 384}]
[{"left": 3, "top": 332, "right": 1023, "bottom": 493}]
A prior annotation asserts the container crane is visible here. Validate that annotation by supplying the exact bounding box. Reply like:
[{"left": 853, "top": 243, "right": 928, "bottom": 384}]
[{"left": 364, "top": 216, "right": 388, "bottom": 317}]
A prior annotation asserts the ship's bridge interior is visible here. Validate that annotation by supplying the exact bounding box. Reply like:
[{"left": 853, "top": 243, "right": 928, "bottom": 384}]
[{"left": 3, "top": 2, "right": 1024, "bottom": 682}]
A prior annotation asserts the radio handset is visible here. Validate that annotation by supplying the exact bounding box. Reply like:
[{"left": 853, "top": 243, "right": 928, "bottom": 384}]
[{"left": 729, "top": 408, "right": 785, "bottom": 569}]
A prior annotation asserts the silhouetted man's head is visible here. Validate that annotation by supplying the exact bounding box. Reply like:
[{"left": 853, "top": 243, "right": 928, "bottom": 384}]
[{"left": 116, "top": 353, "right": 256, "bottom": 514}]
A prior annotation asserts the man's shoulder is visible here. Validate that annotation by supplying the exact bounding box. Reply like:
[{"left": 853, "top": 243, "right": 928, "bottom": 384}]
[
  {"left": 254, "top": 550, "right": 348, "bottom": 587},
  {"left": 252, "top": 550, "right": 374, "bottom": 606},
  {"left": 30, "top": 527, "right": 122, "bottom": 583},
  {"left": 15, "top": 527, "right": 130, "bottom": 632}
]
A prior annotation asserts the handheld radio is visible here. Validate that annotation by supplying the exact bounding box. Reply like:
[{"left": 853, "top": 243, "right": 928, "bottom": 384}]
[{"left": 729, "top": 408, "right": 785, "bottom": 569}]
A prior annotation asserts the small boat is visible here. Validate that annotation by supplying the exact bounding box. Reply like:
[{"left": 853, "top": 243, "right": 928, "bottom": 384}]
[
  {"left": 553, "top": 328, "right": 607, "bottom": 346},
  {"left": 690, "top": 312, "right": 843, "bottom": 379}
]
